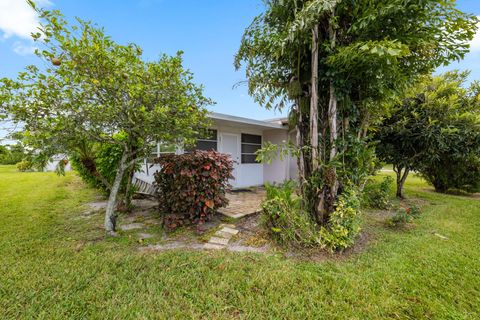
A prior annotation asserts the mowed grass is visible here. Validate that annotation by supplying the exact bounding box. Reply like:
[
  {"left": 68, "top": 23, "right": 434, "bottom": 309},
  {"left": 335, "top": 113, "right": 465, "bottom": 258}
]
[{"left": 1, "top": 165, "right": 479, "bottom": 319}]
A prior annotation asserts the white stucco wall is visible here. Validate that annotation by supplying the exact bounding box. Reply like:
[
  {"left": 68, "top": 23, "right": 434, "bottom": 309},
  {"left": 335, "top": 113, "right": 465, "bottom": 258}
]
[
  {"left": 263, "top": 129, "right": 289, "bottom": 185},
  {"left": 132, "top": 119, "right": 298, "bottom": 189},
  {"left": 45, "top": 156, "right": 72, "bottom": 172},
  {"left": 288, "top": 131, "right": 298, "bottom": 181},
  {"left": 215, "top": 124, "right": 264, "bottom": 188}
]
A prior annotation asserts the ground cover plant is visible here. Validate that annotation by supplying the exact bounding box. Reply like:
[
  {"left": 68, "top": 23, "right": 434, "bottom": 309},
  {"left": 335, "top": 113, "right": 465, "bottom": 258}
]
[{"left": 1, "top": 165, "right": 479, "bottom": 319}]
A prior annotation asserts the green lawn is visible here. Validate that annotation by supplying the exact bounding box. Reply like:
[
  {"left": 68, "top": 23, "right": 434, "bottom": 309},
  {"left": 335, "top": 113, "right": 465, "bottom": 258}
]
[{"left": 1, "top": 165, "right": 479, "bottom": 319}]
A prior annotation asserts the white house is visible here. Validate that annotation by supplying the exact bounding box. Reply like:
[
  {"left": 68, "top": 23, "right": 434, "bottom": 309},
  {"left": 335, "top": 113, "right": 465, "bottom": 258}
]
[
  {"left": 45, "top": 154, "right": 72, "bottom": 172},
  {"left": 134, "top": 112, "right": 298, "bottom": 189}
]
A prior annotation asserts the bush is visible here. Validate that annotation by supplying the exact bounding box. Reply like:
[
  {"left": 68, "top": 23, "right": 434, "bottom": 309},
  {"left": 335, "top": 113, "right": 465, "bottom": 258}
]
[
  {"left": 154, "top": 151, "right": 233, "bottom": 228},
  {"left": 262, "top": 182, "right": 362, "bottom": 251},
  {"left": 320, "top": 187, "right": 362, "bottom": 251},
  {"left": 419, "top": 156, "right": 480, "bottom": 194},
  {"left": 16, "top": 160, "right": 32, "bottom": 172},
  {"left": 362, "top": 176, "right": 394, "bottom": 209},
  {"left": 386, "top": 205, "right": 421, "bottom": 227},
  {"left": 261, "top": 181, "right": 319, "bottom": 247}
]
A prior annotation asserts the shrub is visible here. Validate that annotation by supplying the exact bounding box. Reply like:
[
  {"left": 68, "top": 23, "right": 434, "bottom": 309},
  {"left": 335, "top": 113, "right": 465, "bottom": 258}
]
[
  {"left": 261, "top": 181, "right": 319, "bottom": 247},
  {"left": 320, "top": 187, "right": 362, "bottom": 251},
  {"left": 154, "top": 151, "right": 233, "bottom": 228},
  {"left": 262, "top": 182, "right": 362, "bottom": 251},
  {"left": 362, "top": 176, "right": 394, "bottom": 209},
  {"left": 419, "top": 156, "right": 480, "bottom": 194},
  {"left": 386, "top": 205, "right": 422, "bottom": 227},
  {"left": 16, "top": 160, "right": 32, "bottom": 172}
]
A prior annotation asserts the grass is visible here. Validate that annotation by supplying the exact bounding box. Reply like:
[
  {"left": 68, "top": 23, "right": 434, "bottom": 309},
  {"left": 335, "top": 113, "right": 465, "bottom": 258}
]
[{"left": 1, "top": 165, "right": 479, "bottom": 319}]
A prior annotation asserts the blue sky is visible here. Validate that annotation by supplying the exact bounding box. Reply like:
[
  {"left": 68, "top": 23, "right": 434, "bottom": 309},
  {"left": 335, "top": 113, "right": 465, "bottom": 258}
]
[{"left": 0, "top": 0, "right": 479, "bottom": 125}]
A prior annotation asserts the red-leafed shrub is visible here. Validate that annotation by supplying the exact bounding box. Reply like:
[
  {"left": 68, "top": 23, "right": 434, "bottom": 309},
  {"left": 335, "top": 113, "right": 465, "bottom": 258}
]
[{"left": 154, "top": 151, "right": 234, "bottom": 228}]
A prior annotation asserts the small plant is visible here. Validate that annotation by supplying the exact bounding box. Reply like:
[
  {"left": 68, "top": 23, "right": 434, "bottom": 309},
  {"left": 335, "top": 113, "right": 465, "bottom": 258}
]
[
  {"left": 362, "top": 176, "right": 394, "bottom": 209},
  {"left": 262, "top": 182, "right": 362, "bottom": 251},
  {"left": 320, "top": 187, "right": 362, "bottom": 251},
  {"left": 16, "top": 160, "right": 32, "bottom": 172},
  {"left": 387, "top": 205, "right": 422, "bottom": 227},
  {"left": 261, "top": 181, "right": 319, "bottom": 247},
  {"left": 154, "top": 151, "right": 233, "bottom": 229}
]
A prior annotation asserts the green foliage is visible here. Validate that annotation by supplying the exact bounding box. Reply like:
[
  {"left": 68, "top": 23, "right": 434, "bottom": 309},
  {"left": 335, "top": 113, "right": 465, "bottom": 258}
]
[
  {"left": 319, "top": 187, "right": 362, "bottom": 251},
  {"left": 16, "top": 160, "right": 32, "bottom": 172},
  {"left": 0, "top": 144, "right": 27, "bottom": 165},
  {"left": 377, "top": 71, "right": 480, "bottom": 194},
  {"left": 69, "top": 138, "right": 136, "bottom": 194},
  {"left": 0, "top": 5, "right": 212, "bottom": 230},
  {"left": 69, "top": 152, "right": 103, "bottom": 190},
  {"left": 95, "top": 142, "right": 126, "bottom": 186},
  {"left": 262, "top": 182, "right": 361, "bottom": 250},
  {"left": 387, "top": 205, "right": 422, "bottom": 227},
  {"left": 362, "top": 176, "right": 394, "bottom": 209},
  {"left": 154, "top": 151, "right": 234, "bottom": 227},
  {"left": 262, "top": 181, "right": 319, "bottom": 247},
  {"left": 235, "top": 0, "right": 477, "bottom": 240}
]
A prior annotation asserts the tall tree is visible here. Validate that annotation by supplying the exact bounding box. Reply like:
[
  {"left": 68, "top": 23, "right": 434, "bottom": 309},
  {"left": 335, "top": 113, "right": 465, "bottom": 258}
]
[
  {"left": 0, "top": 4, "right": 212, "bottom": 234},
  {"left": 236, "top": 0, "right": 477, "bottom": 224}
]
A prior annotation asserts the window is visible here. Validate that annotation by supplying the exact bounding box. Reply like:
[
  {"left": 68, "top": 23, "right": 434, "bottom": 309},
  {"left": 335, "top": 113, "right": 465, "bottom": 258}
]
[
  {"left": 186, "top": 129, "right": 218, "bottom": 152},
  {"left": 147, "top": 142, "right": 177, "bottom": 163},
  {"left": 241, "top": 133, "right": 262, "bottom": 164}
]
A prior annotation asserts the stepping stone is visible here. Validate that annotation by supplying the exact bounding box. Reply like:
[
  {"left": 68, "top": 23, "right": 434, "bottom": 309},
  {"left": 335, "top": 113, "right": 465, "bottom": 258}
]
[
  {"left": 219, "top": 224, "right": 236, "bottom": 229},
  {"left": 209, "top": 237, "right": 229, "bottom": 246},
  {"left": 203, "top": 243, "right": 225, "bottom": 250},
  {"left": 215, "top": 230, "right": 233, "bottom": 239},
  {"left": 119, "top": 223, "right": 144, "bottom": 231},
  {"left": 138, "top": 233, "right": 154, "bottom": 239},
  {"left": 220, "top": 227, "right": 239, "bottom": 235}
]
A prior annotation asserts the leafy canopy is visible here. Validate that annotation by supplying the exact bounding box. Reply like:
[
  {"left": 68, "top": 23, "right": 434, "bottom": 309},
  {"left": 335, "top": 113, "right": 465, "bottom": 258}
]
[
  {"left": 0, "top": 4, "right": 212, "bottom": 161},
  {"left": 376, "top": 71, "right": 480, "bottom": 193}
]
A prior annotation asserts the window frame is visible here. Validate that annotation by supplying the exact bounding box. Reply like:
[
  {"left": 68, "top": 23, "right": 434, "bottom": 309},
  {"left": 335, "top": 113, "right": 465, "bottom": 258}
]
[
  {"left": 241, "top": 133, "right": 262, "bottom": 164},
  {"left": 186, "top": 129, "right": 218, "bottom": 152}
]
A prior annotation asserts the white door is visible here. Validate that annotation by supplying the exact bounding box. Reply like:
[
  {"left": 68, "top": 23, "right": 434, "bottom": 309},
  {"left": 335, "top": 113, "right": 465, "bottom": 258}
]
[{"left": 220, "top": 133, "right": 240, "bottom": 187}]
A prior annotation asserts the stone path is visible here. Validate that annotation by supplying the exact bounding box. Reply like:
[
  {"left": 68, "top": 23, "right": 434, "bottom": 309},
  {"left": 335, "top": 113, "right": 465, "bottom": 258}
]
[
  {"left": 204, "top": 224, "right": 239, "bottom": 250},
  {"left": 218, "top": 189, "right": 265, "bottom": 219}
]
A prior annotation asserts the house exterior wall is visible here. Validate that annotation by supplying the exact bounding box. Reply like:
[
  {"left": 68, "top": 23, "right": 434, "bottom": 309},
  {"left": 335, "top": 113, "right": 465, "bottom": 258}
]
[
  {"left": 288, "top": 131, "right": 298, "bottom": 181},
  {"left": 132, "top": 117, "right": 298, "bottom": 189},
  {"left": 45, "top": 155, "right": 72, "bottom": 172},
  {"left": 213, "top": 124, "right": 264, "bottom": 188},
  {"left": 263, "top": 129, "right": 289, "bottom": 185}
]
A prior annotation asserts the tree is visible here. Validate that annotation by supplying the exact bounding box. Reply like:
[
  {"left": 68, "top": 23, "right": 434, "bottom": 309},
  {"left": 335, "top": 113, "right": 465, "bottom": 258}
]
[
  {"left": 236, "top": 1, "right": 477, "bottom": 227},
  {"left": 377, "top": 71, "right": 480, "bottom": 196},
  {"left": 0, "top": 4, "right": 212, "bottom": 234}
]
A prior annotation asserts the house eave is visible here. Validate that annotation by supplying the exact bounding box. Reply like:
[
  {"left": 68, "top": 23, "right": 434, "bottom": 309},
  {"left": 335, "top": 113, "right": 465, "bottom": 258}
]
[{"left": 208, "top": 112, "right": 287, "bottom": 130}]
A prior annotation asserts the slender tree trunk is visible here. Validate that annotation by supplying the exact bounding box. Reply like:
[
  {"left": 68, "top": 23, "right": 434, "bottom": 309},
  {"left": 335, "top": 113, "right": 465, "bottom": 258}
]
[
  {"left": 310, "top": 24, "right": 320, "bottom": 171},
  {"left": 394, "top": 165, "right": 410, "bottom": 199},
  {"left": 296, "top": 103, "right": 305, "bottom": 185},
  {"left": 105, "top": 152, "right": 129, "bottom": 233},
  {"left": 319, "top": 11, "right": 340, "bottom": 222},
  {"left": 123, "top": 166, "right": 134, "bottom": 210}
]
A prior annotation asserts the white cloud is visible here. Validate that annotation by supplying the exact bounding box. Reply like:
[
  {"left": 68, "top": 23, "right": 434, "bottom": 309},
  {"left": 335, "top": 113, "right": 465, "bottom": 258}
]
[
  {"left": 12, "top": 41, "right": 37, "bottom": 56},
  {"left": 0, "top": 0, "right": 52, "bottom": 39},
  {"left": 471, "top": 18, "right": 480, "bottom": 52}
]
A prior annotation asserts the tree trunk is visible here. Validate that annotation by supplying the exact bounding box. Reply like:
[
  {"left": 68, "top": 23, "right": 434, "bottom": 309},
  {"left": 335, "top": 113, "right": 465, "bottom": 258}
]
[
  {"left": 105, "top": 152, "right": 129, "bottom": 233},
  {"left": 310, "top": 24, "right": 320, "bottom": 171},
  {"left": 123, "top": 165, "right": 135, "bottom": 210},
  {"left": 318, "top": 12, "right": 340, "bottom": 223},
  {"left": 394, "top": 166, "right": 410, "bottom": 199}
]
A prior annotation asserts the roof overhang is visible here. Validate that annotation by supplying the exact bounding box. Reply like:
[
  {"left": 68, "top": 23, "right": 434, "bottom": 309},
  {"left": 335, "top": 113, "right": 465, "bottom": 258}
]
[{"left": 208, "top": 112, "right": 287, "bottom": 131}]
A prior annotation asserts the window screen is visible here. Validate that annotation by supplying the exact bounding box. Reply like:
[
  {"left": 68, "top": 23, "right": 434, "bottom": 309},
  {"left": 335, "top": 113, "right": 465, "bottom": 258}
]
[
  {"left": 241, "top": 134, "right": 262, "bottom": 164},
  {"left": 186, "top": 129, "right": 218, "bottom": 152}
]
